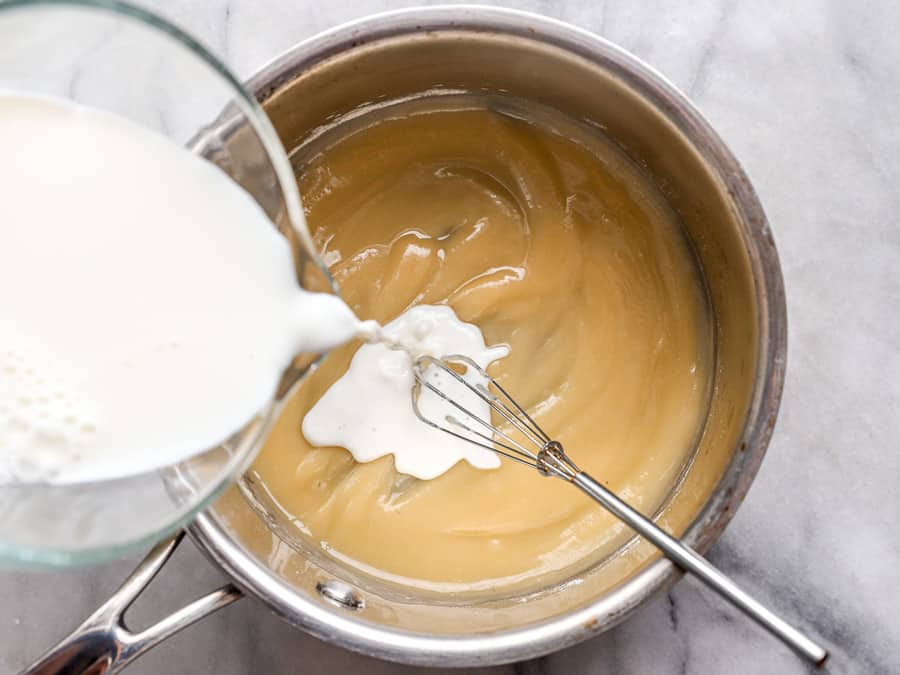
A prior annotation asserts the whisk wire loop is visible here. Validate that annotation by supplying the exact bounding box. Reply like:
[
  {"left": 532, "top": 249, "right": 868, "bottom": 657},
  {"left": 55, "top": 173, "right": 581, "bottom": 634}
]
[
  {"left": 412, "top": 356, "right": 541, "bottom": 467},
  {"left": 413, "top": 354, "right": 576, "bottom": 473},
  {"left": 419, "top": 354, "right": 549, "bottom": 450}
]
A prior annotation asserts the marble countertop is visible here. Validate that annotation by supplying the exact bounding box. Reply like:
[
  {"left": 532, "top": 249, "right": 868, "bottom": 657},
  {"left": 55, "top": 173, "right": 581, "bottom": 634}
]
[{"left": 3, "top": 0, "right": 899, "bottom": 673}]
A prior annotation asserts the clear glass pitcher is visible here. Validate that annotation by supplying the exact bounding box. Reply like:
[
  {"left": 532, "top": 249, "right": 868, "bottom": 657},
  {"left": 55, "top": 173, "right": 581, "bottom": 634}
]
[{"left": 0, "top": 0, "right": 331, "bottom": 566}]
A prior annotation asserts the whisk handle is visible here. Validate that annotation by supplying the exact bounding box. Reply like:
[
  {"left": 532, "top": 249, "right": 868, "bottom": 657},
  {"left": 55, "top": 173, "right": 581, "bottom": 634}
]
[{"left": 571, "top": 471, "right": 828, "bottom": 666}]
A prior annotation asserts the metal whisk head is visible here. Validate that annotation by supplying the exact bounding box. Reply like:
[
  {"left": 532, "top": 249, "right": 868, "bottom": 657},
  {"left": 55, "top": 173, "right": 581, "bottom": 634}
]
[{"left": 411, "top": 355, "right": 578, "bottom": 480}]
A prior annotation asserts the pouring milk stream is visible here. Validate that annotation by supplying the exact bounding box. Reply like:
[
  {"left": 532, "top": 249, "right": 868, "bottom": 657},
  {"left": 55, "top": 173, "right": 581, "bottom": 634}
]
[{"left": 0, "top": 93, "right": 502, "bottom": 484}]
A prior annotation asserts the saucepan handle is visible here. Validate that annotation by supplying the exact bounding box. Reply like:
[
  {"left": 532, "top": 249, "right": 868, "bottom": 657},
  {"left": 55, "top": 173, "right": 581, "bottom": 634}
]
[{"left": 22, "top": 531, "right": 242, "bottom": 675}]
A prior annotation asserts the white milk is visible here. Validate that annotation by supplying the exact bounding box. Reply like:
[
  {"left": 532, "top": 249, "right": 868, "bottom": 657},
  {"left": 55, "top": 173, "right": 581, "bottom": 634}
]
[
  {"left": 0, "top": 93, "right": 374, "bottom": 484},
  {"left": 303, "top": 305, "right": 509, "bottom": 480}
]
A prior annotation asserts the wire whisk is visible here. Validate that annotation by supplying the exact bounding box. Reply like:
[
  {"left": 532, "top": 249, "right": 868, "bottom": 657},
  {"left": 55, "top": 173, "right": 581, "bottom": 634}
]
[{"left": 411, "top": 354, "right": 828, "bottom": 667}]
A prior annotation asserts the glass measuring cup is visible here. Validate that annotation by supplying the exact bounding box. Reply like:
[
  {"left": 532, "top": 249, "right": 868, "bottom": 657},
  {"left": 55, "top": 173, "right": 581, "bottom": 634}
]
[{"left": 0, "top": 0, "right": 332, "bottom": 566}]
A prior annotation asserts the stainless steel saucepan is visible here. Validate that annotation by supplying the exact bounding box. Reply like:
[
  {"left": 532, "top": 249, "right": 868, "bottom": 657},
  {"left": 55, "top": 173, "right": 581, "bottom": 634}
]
[{"left": 26, "top": 6, "right": 789, "bottom": 672}]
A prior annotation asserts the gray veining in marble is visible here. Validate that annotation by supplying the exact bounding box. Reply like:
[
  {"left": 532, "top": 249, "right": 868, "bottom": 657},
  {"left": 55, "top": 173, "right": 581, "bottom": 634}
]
[{"left": 2, "top": 0, "right": 899, "bottom": 673}]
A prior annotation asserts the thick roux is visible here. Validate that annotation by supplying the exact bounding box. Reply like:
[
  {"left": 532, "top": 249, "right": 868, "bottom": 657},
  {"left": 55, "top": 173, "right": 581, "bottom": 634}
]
[{"left": 250, "top": 97, "right": 712, "bottom": 592}]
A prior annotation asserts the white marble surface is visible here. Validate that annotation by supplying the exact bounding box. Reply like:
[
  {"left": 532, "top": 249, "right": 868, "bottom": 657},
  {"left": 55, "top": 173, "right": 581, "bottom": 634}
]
[{"left": 2, "top": 0, "right": 899, "bottom": 673}]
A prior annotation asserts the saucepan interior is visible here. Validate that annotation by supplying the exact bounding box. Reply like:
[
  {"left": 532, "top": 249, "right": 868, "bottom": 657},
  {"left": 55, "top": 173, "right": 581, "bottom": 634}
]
[{"left": 189, "top": 7, "right": 785, "bottom": 666}]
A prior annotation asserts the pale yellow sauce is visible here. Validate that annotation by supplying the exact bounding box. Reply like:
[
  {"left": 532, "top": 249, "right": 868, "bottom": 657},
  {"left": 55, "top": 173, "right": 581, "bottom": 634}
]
[{"left": 249, "top": 97, "right": 712, "bottom": 593}]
